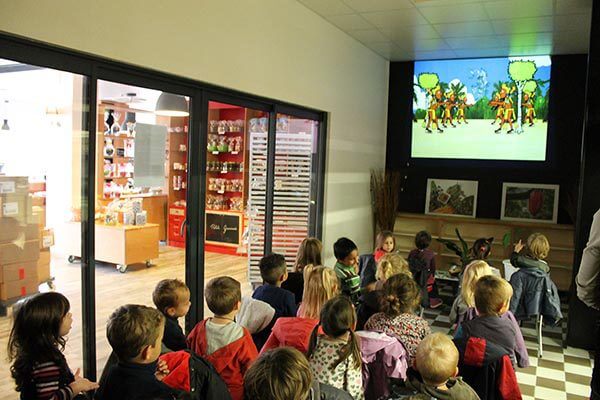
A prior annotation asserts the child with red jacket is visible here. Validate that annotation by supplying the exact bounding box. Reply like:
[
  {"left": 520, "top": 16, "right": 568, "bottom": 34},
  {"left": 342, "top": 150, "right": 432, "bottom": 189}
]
[{"left": 187, "top": 277, "right": 258, "bottom": 400}]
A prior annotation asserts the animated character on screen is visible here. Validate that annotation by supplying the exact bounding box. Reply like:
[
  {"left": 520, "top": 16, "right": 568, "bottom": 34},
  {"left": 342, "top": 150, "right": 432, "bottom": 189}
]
[
  {"left": 508, "top": 60, "right": 538, "bottom": 134},
  {"left": 455, "top": 94, "right": 472, "bottom": 124},
  {"left": 441, "top": 91, "right": 457, "bottom": 128},
  {"left": 494, "top": 84, "right": 516, "bottom": 134},
  {"left": 425, "top": 88, "right": 445, "bottom": 133},
  {"left": 417, "top": 73, "right": 444, "bottom": 133},
  {"left": 488, "top": 93, "right": 505, "bottom": 125}
]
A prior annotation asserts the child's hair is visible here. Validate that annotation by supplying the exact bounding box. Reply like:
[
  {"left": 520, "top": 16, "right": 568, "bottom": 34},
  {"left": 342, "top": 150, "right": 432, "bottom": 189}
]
[
  {"left": 415, "top": 230, "right": 432, "bottom": 250},
  {"left": 460, "top": 260, "right": 493, "bottom": 308},
  {"left": 376, "top": 253, "right": 410, "bottom": 281},
  {"left": 8, "top": 292, "right": 71, "bottom": 393},
  {"left": 152, "top": 279, "right": 189, "bottom": 314},
  {"left": 333, "top": 237, "right": 357, "bottom": 260},
  {"left": 307, "top": 296, "right": 361, "bottom": 370},
  {"left": 381, "top": 273, "right": 421, "bottom": 316},
  {"left": 298, "top": 265, "right": 339, "bottom": 319},
  {"left": 527, "top": 233, "right": 550, "bottom": 260},
  {"left": 474, "top": 275, "right": 513, "bottom": 316},
  {"left": 259, "top": 253, "right": 287, "bottom": 285},
  {"left": 293, "top": 237, "right": 323, "bottom": 273},
  {"left": 415, "top": 333, "right": 459, "bottom": 386},
  {"left": 244, "top": 347, "right": 313, "bottom": 400},
  {"left": 205, "top": 276, "right": 241, "bottom": 316},
  {"left": 107, "top": 304, "right": 164, "bottom": 361},
  {"left": 471, "top": 237, "right": 494, "bottom": 260},
  {"left": 375, "top": 230, "right": 396, "bottom": 251}
]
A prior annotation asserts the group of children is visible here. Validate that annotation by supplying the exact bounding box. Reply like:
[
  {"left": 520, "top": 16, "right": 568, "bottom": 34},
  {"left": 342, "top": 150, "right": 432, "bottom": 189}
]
[{"left": 7, "top": 229, "right": 561, "bottom": 400}]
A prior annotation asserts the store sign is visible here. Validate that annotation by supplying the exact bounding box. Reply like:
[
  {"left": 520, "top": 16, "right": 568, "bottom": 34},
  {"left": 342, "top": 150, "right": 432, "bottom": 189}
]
[{"left": 206, "top": 212, "right": 240, "bottom": 245}]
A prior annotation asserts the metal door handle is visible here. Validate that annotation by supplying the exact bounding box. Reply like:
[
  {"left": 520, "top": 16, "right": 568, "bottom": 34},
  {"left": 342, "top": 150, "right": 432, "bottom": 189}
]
[{"left": 180, "top": 219, "right": 187, "bottom": 238}]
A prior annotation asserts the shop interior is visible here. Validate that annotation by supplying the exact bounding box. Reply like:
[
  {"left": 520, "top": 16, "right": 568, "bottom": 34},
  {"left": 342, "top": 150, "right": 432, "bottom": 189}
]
[{"left": 0, "top": 60, "right": 319, "bottom": 378}]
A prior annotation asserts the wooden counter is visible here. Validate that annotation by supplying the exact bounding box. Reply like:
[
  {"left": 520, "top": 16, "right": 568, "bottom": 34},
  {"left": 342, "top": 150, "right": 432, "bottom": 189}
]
[
  {"left": 98, "top": 194, "right": 168, "bottom": 241},
  {"left": 64, "top": 222, "right": 159, "bottom": 273}
]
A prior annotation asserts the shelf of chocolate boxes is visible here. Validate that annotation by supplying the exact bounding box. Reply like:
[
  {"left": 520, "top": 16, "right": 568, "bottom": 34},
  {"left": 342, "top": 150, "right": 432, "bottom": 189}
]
[
  {"left": 101, "top": 198, "right": 147, "bottom": 226},
  {"left": 207, "top": 135, "right": 243, "bottom": 154},
  {"left": 206, "top": 195, "right": 243, "bottom": 212},
  {"left": 208, "top": 178, "right": 243, "bottom": 194}
]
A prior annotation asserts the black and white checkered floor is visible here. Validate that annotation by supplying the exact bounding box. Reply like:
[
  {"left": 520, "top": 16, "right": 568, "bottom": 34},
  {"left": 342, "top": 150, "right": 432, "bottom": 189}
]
[{"left": 422, "top": 294, "right": 594, "bottom": 400}]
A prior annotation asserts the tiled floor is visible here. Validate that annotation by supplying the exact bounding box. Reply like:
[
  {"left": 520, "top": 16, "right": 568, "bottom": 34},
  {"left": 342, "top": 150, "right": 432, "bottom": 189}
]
[{"left": 423, "top": 291, "right": 595, "bottom": 400}]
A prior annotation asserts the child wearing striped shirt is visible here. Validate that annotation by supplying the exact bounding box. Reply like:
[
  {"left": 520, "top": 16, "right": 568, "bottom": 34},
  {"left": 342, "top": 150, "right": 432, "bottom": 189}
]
[
  {"left": 8, "top": 292, "right": 98, "bottom": 399},
  {"left": 334, "top": 237, "right": 361, "bottom": 304}
]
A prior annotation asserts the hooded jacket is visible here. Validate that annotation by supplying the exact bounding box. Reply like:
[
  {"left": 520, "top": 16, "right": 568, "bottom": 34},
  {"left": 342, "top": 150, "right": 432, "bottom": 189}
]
[
  {"left": 454, "top": 337, "right": 521, "bottom": 400},
  {"left": 159, "top": 350, "right": 231, "bottom": 400},
  {"left": 260, "top": 317, "right": 319, "bottom": 354},
  {"left": 510, "top": 252, "right": 550, "bottom": 273},
  {"left": 356, "top": 330, "right": 408, "bottom": 400},
  {"left": 509, "top": 267, "right": 562, "bottom": 325},
  {"left": 186, "top": 320, "right": 258, "bottom": 400}
]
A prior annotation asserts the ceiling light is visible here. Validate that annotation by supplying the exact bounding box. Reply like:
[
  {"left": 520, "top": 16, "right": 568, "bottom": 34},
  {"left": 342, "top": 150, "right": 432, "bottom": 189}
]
[{"left": 155, "top": 93, "right": 189, "bottom": 117}]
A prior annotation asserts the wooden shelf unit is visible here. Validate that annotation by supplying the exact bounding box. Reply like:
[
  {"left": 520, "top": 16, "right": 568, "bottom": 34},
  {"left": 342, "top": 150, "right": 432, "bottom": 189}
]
[{"left": 394, "top": 212, "right": 575, "bottom": 291}]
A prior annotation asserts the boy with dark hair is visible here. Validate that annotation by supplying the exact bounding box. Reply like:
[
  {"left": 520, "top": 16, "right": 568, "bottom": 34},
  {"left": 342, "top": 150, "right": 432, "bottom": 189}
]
[
  {"left": 333, "top": 237, "right": 361, "bottom": 302},
  {"left": 455, "top": 275, "right": 529, "bottom": 368},
  {"left": 187, "top": 276, "right": 258, "bottom": 400},
  {"left": 252, "top": 253, "right": 297, "bottom": 349},
  {"left": 408, "top": 230, "right": 442, "bottom": 309},
  {"left": 153, "top": 279, "right": 191, "bottom": 351},
  {"left": 96, "top": 305, "right": 178, "bottom": 400}
]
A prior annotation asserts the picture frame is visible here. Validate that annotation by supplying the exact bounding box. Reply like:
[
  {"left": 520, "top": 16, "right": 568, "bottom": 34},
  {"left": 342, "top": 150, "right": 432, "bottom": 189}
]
[
  {"left": 425, "top": 178, "right": 478, "bottom": 218},
  {"left": 500, "top": 182, "right": 559, "bottom": 224}
]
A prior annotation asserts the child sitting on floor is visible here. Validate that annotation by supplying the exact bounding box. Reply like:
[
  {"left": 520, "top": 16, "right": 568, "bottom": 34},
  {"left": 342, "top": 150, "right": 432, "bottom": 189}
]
[
  {"left": 455, "top": 275, "right": 529, "bottom": 368},
  {"left": 281, "top": 237, "right": 323, "bottom": 305},
  {"left": 8, "top": 292, "right": 98, "bottom": 400},
  {"left": 244, "top": 347, "right": 352, "bottom": 400},
  {"left": 360, "top": 231, "right": 396, "bottom": 290},
  {"left": 449, "top": 260, "right": 492, "bottom": 327},
  {"left": 153, "top": 279, "right": 191, "bottom": 352},
  {"left": 334, "top": 237, "right": 361, "bottom": 303},
  {"left": 394, "top": 333, "right": 480, "bottom": 400},
  {"left": 308, "top": 296, "right": 364, "bottom": 400},
  {"left": 187, "top": 276, "right": 258, "bottom": 400}
]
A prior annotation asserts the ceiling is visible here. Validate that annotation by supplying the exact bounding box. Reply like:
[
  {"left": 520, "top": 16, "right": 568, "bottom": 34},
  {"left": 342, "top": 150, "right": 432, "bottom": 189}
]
[{"left": 297, "top": 0, "right": 592, "bottom": 61}]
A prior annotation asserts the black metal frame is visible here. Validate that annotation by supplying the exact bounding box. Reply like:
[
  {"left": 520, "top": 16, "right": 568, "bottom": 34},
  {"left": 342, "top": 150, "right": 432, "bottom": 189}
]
[{"left": 0, "top": 32, "right": 327, "bottom": 381}]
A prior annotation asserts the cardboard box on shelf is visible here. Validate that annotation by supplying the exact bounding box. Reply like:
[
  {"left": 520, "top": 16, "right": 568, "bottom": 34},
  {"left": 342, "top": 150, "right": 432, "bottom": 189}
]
[
  {"left": 0, "top": 176, "right": 29, "bottom": 196},
  {"left": 37, "top": 249, "right": 51, "bottom": 282},
  {"left": 40, "top": 228, "right": 55, "bottom": 249},
  {"left": 0, "top": 193, "right": 31, "bottom": 223},
  {"left": 0, "top": 220, "right": 38, "bottom": 244},
  {"left": 0, "top": 278, "right": 38, "bottom": 301},
  {"left": 0, "top": 261, "right": 37, "bottom": 283},
  {"left": 0, "top": 240, "right": 40, "bottom": 265}
]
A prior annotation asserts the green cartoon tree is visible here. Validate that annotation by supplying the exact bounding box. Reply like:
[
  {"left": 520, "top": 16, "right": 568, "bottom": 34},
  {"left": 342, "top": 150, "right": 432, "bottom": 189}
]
[
  {"left": 508, "top": 60, "right": 537, "bottom": 133},
  {"left": 418, "top": 73, "right": 439, "bottom": 92}
]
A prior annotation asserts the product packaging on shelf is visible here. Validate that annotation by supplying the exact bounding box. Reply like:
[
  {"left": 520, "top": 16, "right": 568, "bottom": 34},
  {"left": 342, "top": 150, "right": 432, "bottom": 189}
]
[{"left": 135, "top": 210, "right": 147, "bottom": 226}]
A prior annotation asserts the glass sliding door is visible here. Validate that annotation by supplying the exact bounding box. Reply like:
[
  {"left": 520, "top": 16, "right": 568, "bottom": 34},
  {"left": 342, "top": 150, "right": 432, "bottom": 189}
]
[
  {"left": 0, "top": 58, "right": 87, "bottom": 398},
  {"left": 93, "top": 80, "right": 190, "bottom": 375},
  {"left": 270, "top": 114, "right": 320, "bottom": 269}
]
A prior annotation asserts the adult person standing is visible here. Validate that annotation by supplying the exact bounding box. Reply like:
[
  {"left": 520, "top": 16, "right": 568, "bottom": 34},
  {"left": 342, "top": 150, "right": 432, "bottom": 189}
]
[{"left": 576, "top": 208, "right": 600, "bottom": 399}]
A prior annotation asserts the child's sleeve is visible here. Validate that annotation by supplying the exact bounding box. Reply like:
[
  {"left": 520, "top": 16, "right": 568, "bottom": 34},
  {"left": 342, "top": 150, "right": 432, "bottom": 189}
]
[
  {"left": 241, "top": 332, "right": 259, "bottom": 374},
  {"left": 31, "top": 362, "right": 75, "bottom": 400},
  {"left": 507, "top": 312, "right": 530, "bottom": 368}
]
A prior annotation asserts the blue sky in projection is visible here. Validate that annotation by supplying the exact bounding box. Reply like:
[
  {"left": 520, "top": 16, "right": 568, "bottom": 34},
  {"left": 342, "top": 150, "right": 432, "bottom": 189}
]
[{"left": 413, "top": 56, "right": 551, "bottom": 106}]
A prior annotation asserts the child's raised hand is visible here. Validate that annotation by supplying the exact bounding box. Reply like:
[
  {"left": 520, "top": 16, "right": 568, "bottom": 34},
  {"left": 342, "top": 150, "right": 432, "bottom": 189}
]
[
  {"left": 155, "top": 359, "right": 170, "bottom": 381},
  {"left": 514, "top": 240, "right": 524, "bottom": 253},
  {"left": 69, "top": 368, "right": 99, "bottom": 393}
]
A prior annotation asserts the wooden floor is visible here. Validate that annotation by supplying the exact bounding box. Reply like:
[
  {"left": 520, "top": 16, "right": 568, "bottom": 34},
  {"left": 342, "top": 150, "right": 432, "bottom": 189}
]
[{"left": 0, "top": 245, "right": 249, "bottom": 399}]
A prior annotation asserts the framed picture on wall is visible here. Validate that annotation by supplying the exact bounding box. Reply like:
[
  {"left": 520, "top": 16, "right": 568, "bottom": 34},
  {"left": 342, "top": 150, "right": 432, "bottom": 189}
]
[
  {"left": 425, "top": 178, "right": 478, "bottom": 218},
  {"left": 500, "top": 182, "right": 559, "bottom": 224}
]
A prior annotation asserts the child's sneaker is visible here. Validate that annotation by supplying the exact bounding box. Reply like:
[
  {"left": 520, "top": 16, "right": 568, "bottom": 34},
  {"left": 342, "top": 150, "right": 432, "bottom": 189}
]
[{"left": 429, "top": 298, "right": 443, "bottom": 309}]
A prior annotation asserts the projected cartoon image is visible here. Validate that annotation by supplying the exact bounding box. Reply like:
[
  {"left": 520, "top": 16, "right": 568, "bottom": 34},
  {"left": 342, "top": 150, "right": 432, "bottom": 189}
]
[{"left": 412, "top": 56, "right": 551, "bottom": 161}]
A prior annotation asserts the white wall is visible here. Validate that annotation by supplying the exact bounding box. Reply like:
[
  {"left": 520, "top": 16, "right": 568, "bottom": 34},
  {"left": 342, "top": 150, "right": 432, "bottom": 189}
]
[{"left": 0, "top": 0, "right": 389, "bottom": 263}]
